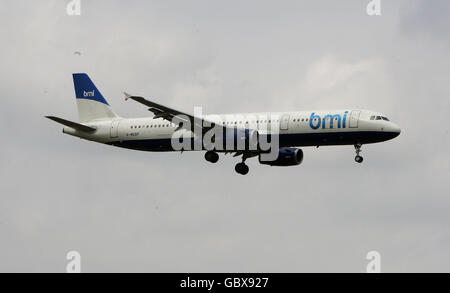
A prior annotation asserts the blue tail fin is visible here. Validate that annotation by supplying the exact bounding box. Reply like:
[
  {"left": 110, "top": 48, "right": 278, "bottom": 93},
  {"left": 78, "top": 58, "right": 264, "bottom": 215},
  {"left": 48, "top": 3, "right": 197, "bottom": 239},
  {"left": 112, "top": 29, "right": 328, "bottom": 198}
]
[
  {"left": 72, "top": 73, "right": 119, "bottom": 123},
  {"left": 73, "top": 73, "right": 109, "bottom": 105}
]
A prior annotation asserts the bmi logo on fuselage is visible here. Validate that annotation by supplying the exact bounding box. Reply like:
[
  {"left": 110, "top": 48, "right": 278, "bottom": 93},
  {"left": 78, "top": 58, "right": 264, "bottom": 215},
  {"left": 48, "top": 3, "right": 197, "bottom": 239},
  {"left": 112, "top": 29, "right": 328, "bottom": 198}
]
[{"left": 309, "top": 111, "right": 349, "bottom": 130}]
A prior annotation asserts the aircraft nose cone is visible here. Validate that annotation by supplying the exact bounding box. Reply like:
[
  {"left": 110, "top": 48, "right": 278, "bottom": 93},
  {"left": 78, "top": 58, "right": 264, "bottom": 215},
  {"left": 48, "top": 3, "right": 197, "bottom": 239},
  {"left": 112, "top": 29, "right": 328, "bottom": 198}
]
[{"left": 391, "top": 123, "right": 401, "bottom": 137}]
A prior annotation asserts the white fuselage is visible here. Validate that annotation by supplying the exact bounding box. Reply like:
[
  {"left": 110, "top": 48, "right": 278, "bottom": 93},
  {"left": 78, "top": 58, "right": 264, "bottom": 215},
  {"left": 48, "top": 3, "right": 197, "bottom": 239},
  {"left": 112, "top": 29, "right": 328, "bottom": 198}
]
[
  {"left": 63, "top": 109, "right": 401, "bottom": 152},
  {"left": 48, "top": 73, "right": 402, "bottom": 174}
]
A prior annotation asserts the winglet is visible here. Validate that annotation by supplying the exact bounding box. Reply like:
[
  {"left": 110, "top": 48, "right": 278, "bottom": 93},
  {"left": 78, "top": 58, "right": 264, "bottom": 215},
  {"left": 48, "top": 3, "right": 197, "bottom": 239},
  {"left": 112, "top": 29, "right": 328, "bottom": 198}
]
[{"left": 124, "top": 92, "right": 132, "bottom": 101}]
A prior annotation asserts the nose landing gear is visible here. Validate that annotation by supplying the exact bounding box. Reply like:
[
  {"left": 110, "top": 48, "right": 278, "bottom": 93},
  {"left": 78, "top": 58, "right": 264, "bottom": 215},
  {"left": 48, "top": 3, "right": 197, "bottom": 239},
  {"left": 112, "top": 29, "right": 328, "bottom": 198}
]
[{"left": 354, "top": 144, "right": 364, "bottom": 163}]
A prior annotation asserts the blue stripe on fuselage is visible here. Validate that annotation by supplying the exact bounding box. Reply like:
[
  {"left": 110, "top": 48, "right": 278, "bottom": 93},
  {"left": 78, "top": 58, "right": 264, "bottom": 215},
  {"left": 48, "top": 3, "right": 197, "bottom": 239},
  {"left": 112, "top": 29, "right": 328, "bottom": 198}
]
[{"left": 105, "top": 131, "right": 400, "bottom": 152}]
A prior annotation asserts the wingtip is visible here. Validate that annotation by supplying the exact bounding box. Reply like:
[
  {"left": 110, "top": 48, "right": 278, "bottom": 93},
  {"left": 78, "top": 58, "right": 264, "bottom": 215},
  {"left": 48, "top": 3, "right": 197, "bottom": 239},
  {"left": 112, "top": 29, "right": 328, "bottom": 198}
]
[{"left": 123, "top": 92, "right": 132, "bottom": 101}]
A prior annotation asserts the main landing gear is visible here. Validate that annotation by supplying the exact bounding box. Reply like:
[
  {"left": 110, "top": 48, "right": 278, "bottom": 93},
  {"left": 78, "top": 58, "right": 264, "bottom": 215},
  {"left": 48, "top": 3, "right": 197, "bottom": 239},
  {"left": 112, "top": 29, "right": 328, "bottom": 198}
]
[
  {"left": 235, "top": 161, "right": 249, "bottom": 175},
  {"left": 354, "top": 144, "right": 364, "bottom": 163},
  {"left": 205, "top": 151, "right": 219, "bottom": 163},
  {"left": 205, "top": 151, "right": 250, "bottom": 175},
  {"left": 234, "top": 152, "right": 252, "bottom": 175}
]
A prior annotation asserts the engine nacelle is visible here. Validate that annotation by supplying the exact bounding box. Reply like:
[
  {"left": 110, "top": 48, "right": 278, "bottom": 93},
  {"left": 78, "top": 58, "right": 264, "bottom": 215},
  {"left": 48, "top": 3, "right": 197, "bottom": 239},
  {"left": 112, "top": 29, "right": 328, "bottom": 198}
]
[{"left": 259, "top": 147, "right": 304, "bottom": 166}]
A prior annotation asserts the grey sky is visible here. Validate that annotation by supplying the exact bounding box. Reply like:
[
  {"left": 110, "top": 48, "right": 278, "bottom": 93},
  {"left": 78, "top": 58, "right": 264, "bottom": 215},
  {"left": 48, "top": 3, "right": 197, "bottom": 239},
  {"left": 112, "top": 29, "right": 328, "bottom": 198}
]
[{"left": 0, "top": 0, "right": 449, "bottom": 272}]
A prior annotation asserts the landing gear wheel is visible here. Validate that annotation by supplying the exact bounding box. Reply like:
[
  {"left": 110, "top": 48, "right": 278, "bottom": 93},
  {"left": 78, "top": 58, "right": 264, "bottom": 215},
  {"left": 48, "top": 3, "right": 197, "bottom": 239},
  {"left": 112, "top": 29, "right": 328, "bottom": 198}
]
[
  {"left": 354, "top": 144, "right": 364, "bottom": 164},
  {"left": 235, "top": 162, "right": 249, "bottom": 175},
  {"left": 205, "top": 151, "right": 219, "bottom": 163}
]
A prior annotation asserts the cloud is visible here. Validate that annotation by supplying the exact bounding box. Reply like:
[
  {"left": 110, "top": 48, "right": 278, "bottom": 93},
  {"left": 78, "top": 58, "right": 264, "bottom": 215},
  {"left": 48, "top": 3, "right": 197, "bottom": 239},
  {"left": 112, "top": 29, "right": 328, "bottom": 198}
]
[
  {"left": 0, "top": 0, "right": 449, "bottom": 273},
  {"left": 304, "top": 55, "right": 380, "bottom": 92},
  {"left": 400, "top": 0, "right": 450, "bottom": 43}
]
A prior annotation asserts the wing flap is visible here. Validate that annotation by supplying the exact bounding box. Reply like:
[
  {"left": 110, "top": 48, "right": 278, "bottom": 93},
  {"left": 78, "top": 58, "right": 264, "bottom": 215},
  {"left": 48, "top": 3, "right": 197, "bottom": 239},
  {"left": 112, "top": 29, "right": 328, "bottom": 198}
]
[
  {"left": 124, "top": 93, "right": 213, "bottom": 131},
  {"left": 123, "top": 93, "right": 254, "bottom": 139}
]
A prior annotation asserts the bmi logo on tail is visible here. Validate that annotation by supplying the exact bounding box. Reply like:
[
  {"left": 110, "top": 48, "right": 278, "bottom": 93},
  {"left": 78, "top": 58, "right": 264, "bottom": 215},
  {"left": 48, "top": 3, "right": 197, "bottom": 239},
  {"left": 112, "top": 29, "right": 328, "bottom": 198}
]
[{"left": 83, "top": 90, "right": 95, "bottom": 97}]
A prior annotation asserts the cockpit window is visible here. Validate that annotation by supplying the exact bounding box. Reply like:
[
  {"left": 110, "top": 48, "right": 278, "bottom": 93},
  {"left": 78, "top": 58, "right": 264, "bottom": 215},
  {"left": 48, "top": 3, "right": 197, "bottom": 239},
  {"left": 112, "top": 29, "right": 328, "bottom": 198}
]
[
  {"left": 376, "top": 116, "right": 382, "bottom": 120},
  {"left": 382, "top": 117, "right": 390, "bottom": 121},
  {"left": 370, "top": 116, "right": 375, "bottom": 120}
]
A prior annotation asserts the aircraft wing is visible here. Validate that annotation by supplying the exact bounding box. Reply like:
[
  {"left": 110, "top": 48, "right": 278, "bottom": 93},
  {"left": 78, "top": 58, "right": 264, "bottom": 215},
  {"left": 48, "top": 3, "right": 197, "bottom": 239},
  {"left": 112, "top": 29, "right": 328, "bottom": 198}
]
[
  {"left": 124, "top": 92, "right": 221, "bottom": 132},
  {"left": 124, "top": 93, "right": 262, "bottom": 155}
]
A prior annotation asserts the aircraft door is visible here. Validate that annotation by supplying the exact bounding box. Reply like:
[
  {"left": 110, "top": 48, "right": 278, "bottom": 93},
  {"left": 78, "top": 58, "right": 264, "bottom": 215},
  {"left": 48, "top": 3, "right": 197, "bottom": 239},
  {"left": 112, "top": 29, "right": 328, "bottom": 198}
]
[
  {"left": 110, "top": 120, "right": 120, "bottom": 138},
  {"left": 349, "top": 110, "right": 361, "bottom": 128},
  {"left": 280, "top": 114, "right": 290, "bottom": 130}
]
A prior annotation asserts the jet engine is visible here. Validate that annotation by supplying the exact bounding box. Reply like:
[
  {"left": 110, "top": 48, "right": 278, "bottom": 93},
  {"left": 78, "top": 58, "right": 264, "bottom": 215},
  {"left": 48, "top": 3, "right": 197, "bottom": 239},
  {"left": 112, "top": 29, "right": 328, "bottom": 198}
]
[{"left": 258, "top": 147, "right": 304, "bottom": 166}]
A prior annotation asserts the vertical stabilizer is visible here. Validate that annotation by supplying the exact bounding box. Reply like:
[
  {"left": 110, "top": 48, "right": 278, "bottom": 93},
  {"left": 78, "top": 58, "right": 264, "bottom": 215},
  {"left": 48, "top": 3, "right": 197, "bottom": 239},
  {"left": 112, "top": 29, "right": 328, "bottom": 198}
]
[{"left": 73, "top": 73, "right": 119, "bottom": 123}]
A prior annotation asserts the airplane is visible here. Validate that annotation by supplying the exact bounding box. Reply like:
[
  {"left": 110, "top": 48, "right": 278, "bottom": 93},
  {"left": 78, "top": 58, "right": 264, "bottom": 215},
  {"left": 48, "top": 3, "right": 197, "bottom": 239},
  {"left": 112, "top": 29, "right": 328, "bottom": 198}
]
[{"left": 46, "top": 73, "right": 401, "bottom": 175}]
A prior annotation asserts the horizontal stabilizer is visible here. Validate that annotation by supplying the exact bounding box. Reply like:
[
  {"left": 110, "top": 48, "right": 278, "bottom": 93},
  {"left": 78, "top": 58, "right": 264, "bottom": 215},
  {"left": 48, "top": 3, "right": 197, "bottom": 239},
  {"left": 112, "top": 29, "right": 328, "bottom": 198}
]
[{"left": 45, "top": 116, "right": 96, "bottom": 132}]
